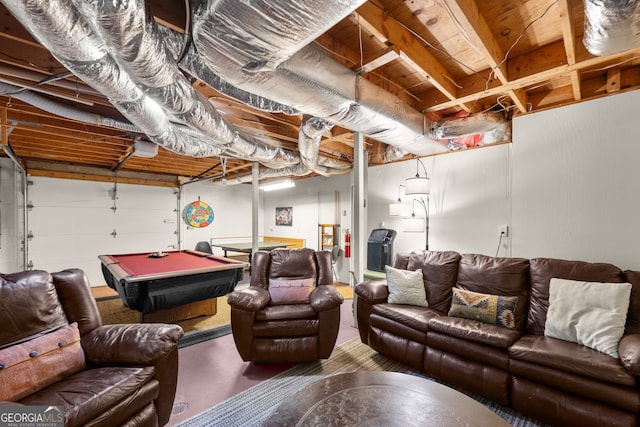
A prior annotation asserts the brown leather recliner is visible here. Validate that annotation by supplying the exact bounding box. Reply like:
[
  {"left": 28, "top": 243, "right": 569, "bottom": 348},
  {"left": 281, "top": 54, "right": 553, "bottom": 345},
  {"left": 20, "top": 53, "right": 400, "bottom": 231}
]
[
  {"left": 227, "top": 248, "right": 344, "bottom": 363},
  {"left": 0, "top": 268, "right": 184, "bottom": 426}
]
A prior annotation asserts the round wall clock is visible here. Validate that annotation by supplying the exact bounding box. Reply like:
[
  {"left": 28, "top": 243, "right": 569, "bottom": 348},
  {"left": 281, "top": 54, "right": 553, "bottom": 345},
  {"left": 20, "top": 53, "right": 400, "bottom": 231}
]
[{"left": 184, "top": 200, "right": 214, "bottom": 228}]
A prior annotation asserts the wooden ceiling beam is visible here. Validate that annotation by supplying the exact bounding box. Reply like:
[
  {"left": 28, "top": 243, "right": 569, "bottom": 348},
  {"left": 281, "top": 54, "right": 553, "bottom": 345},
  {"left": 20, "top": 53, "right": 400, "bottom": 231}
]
[
  {"left": 607, "top": 67, "right": 621, "bottom": 93},
  {"left": 420, "top": 39, "right": 640, "bottom": 112},
  {"left": 1, "top": 107, "right": 7, "bottom": 145},
  {"left": 557, "top": 0, "right": 582, "bottom": 101},
  {"left": 444, "top": 0, "right": 527, "bottom": 113},
  {"left": 353, "top": 46, "right": 399, "bottom": 73},
  {"left": 444, "top": 0, "right": 508, "bottom": 82},
  {"left": 356, "top": 2, "right": 462, "bottom": 105}
]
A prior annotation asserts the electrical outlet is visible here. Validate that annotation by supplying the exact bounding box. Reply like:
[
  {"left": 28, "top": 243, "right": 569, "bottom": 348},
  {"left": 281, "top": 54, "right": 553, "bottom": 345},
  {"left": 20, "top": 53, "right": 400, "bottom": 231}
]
[{"left": 499, "top": 224, "right": 509, "bottom": 237}]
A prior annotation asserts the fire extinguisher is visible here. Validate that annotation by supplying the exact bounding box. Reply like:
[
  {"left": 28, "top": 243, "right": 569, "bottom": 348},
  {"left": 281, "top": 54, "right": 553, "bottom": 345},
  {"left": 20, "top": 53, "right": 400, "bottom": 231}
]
[{"left": 344, "top": 229, "right": 351, "bottom": 258}]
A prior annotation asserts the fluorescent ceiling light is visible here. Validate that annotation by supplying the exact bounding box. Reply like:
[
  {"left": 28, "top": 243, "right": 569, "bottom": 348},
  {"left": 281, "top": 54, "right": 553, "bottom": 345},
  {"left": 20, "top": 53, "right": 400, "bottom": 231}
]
[{"left": 260, "top": 179, "right": 295, "bottom": 192}]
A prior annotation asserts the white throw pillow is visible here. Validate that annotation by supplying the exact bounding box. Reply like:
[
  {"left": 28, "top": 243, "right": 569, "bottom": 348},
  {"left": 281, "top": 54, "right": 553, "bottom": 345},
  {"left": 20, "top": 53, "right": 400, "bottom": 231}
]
[
  {"left": 545, "top": 278, "right": 631, "bottom": 358},
  {"left": 385, "top": 266, "right": 428, "bottom": 307}
]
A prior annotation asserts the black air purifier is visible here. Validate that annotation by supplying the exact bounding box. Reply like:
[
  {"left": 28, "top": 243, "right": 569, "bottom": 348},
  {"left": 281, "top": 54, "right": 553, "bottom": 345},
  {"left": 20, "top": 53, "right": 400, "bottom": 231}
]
[{"left": 366, "top": 228, "right": 397, "bottom": 272}]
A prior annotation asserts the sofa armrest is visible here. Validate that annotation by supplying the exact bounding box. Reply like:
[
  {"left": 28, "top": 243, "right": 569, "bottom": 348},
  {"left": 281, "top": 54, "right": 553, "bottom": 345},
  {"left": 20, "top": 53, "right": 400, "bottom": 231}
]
[
  {"left": 81, "top": 323, "right": 183, "bottom": 366},
  {"left": 227, "top": 286, "right": 271, "bottom": 312},
  {"left": 310, "top": 285, "right": 344, "bottom": 312},
  {"left": 619, "top": 333, "right": 640, "bottom": 374},
  {"left": 354, "top": 279, "right": 389, "bottom": 304}
]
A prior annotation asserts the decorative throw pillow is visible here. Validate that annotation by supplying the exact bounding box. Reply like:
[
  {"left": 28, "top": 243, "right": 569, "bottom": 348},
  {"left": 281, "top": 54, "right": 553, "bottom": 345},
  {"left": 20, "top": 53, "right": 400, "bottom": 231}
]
[
  {"left": 448, "top": 288, "right": 518, "bottom": 329},
  {"left": 545, "top": 278, "right": 631, "bottom": 358},
  {"left": 269, "top": 278, "right": 315, "bottom": 305},
  {"left": 385, "top": 266, "right": 428, "bottom": 307},
  {"left": 0, "top": 322, "right": 85, "bottom": 401}
]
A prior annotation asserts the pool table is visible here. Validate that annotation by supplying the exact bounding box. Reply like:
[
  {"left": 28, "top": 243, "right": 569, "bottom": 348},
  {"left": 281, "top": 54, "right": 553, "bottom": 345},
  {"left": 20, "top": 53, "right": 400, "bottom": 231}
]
[{"left": 99, "top": 249, "right": 246, "bottom": 318}]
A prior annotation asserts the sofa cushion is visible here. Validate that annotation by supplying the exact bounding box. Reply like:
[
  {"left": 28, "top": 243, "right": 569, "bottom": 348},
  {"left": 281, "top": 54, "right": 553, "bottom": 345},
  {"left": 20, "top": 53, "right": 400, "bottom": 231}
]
[
  {"left": 385, "top": 266, "right": 428, "bottom": 307},
  {"left": 269, "top": 278, "right": 314, "bottom": 305},
  {"left": 253, "top": 319, "right": 319, "bottom": 337},
  {"left": 509, "top": 335, "right": 636, "bottom": 386},
  {"left": 427, "top": 331, "right": 511, "bottom": 370},
  {"left": 448, "top": 288, "right": 518, "bottom": 329},
  {"left": 509, "top": 359, "right": 640, "bottom": 413},
  {"left": 407, "top": 250, "right": 461, "bottom": 314},
  {"left": 0, "top": 270, "right": 68, "bottom": 348},
  {"left": 19, "top": 366, "right": 158, "bottom": 427},
  {"left": 456, "top": 254, "right": 529, "bottom": 331},
  {"left": 0, "top": 322, "right": 85, "bottom": 401},
  {"left": 545, "top": 278, "right": 631, "bottom": 358},
  {"left": 372, "top": 303, "right": 441, "bottom": 333},
  {"left": 255, "top": 304, "right": 316, "bottom": 321},
  {"left": 428, "top": 316, "right": 522, "bottom": 348},
  {"left": 528, "top": 258, "right": 625, "bottom": 335}
]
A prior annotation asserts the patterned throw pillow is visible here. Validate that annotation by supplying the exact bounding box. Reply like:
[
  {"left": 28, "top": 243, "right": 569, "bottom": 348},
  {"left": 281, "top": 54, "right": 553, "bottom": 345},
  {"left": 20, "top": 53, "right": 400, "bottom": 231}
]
[
  {"left": 0, "top": 322, "right": 85, "bottom": 401},
  {"left": 269, "top": 278, "right": 315, "bottom": 305},
  {"left": 448, "top": 288, "right": 517, "bottom": 329}
]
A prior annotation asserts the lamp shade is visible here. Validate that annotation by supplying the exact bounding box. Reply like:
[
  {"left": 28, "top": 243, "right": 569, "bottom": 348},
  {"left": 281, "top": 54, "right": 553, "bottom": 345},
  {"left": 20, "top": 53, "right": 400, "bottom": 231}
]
[
  {"left": 405, "top": 176, "right": 430, "bottom": 195},
  {"left": 389, "top": 201, "right": 411, "bottom": 217},
  {"left": 403, "top": 217, "right": 426, "bottom": 232}
]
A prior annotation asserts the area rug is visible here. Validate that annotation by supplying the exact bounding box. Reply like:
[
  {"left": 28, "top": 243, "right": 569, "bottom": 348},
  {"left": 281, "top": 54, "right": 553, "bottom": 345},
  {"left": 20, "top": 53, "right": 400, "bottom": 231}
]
[
  {"left": 96, "top": 296, "right": 232, "bottom": 348},
  {"left": 175, "top": 338, "right": 549, "bottom": 427}
]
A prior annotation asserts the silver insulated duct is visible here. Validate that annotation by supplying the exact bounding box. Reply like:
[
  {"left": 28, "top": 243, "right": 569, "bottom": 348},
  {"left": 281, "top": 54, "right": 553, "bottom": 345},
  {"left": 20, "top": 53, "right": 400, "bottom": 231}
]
[
  {"left": 584, "top": 0, "right": 640, "bottom": 55},
  {"left": 1, "top": 0, "right": 351, "bottom": 175},
  {"left": 186, "top": 0, "right": 449, "bottom": 158}
]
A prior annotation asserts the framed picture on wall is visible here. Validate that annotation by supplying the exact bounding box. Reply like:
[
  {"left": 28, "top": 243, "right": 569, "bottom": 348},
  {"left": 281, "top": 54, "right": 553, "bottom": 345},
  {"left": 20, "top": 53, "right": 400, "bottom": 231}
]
[{"left": 276, "top": 207, "right": 293, "bottom": 226}]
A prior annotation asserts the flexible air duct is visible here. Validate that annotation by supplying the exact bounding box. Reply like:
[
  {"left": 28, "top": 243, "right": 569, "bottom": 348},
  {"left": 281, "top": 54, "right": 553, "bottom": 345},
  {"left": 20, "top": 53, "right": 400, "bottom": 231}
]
[
  {"left": 186, "top": 0, "right": 447, "bottom": 158},
  {"left": 584, "top": 0, "right": 640, "bottom": 55},
  {"left": 1, "top": 0, "right": 352, "bottom": 174}
]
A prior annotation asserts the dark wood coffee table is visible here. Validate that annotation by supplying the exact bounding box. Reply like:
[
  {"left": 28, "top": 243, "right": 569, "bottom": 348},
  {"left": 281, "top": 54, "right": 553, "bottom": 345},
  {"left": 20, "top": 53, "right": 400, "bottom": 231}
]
[{"left": 263, "top": 371, "right": 511, "bottom": 426}]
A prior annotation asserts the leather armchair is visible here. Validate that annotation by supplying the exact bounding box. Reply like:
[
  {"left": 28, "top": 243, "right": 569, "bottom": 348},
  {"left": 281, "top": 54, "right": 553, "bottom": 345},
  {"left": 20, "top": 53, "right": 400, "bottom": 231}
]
[
  {"left": 227, "top": 248, "right": 344, "bottom": 363},
  {"left": 0, "top": 268, "right": 183, "bottom": 426}
]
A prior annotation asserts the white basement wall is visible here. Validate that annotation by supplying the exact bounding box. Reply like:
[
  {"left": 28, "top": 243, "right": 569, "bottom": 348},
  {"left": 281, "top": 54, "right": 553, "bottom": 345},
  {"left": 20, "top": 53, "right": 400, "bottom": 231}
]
[
  {"left": 511, "top": 90, "right": 640, "bottom": 269},
  {"left": 179, "top": 180, "right": 258, "bottom": 254}
]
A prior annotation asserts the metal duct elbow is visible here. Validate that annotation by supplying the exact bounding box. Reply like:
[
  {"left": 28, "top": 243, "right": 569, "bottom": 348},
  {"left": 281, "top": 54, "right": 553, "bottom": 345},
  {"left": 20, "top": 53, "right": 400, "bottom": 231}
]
[
  {"left": 583, "top": 0, "right": 640, "bottom": 55},
  {"left": 299, "top": 116, "right": 334, "bottom": 171}
]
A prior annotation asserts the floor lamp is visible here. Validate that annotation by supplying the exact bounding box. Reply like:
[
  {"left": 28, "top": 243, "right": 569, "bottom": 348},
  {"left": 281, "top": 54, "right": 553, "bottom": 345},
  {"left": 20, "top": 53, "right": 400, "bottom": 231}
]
[
  {"left": 388, "top": 158, "right": 430, "bottom": 251},
  {"left": 403, "top": 198, "right": 429, "bottom": 251}
]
